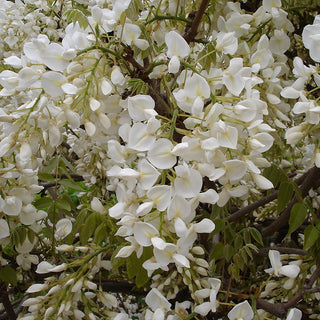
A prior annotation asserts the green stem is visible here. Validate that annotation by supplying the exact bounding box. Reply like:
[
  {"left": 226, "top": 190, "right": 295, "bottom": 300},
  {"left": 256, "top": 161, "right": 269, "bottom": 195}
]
[
  {"left": 169, "top": 108, "right": 178, "bottom": 141},
  {"left": 144, "top": 15, "right": 191, "bottom": 26}
]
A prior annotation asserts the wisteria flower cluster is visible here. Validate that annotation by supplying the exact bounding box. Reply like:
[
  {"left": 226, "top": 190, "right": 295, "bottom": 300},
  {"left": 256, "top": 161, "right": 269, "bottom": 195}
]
[{"left": 0, "top": 0, "right": 320, "bottom": 319}]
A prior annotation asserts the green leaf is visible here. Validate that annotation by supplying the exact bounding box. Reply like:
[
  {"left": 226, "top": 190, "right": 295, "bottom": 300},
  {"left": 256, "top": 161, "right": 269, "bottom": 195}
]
[
  {"left": 43, "top": 156, "right": 59, "bottom": 173},
  {"left": 304, "top": 225, "right": 320, "bottom": 250},
  {"left": 94, "top": 223, "right": 107, "bottom": 244},
  {"left": 243, "top": 229, "right": 251, "bottom": 245},
  {"left": 27, "top": 229, "right": 35, "bottom": 244},
  {"left": 249, "top": 227, "right": 264, "bottom": 246},
  {"left": 80, "top": 213, "right": 97, "bottom": 244},
  {"left": 243, "top": 245, "right": 253, "bottom": 260},
  {"left": 288, "top": 202, "right": 307, "bottom": 236},
  {"left": 33, "top": 196, "right": 53, "bottom": 210},
  {"left": 0, "top": 266, "right": 17, "bottom": 286},
  {"left": 38, "top": 172, "right": 55, "bottom": 182},
  {"left": 263, "top": 165, "right": 287, "bottom": 187},
  {"left": 11, "top": 226, "right": 27, "bottom": 246},
  {"left": 127, "top": 253, "right": 139, "bottom": 280},
  {"left": 224, "top": 244, "right": 234, "bottom": 262},
  {"left": 234, "top": 235, "right": 243, "bottom": 251},
  {"left": 136, "top": 266, "right": 149, "bottom": 288},
  {"left": 211, "top": 242, "right": 224, "bottom": 260},
  {"left": 212, "top": 218, "right": 224, "bottom": 235},
  {"left": 111, "top": 245, "right": 128, "bottom": 271},
  {"left": 64, "top": 8, "right": 89, "bottom": 30},
  {"left": 60, "top": 156, "right": 77, "bottom": 174},
  {"left": 59, "top": 179, "right": 85, "bottom": 191},
  {"left": 233, "top": 253, "right": 245, "bottom": 271},
  {"left": 229, "top": 263, "right": 240, "bottom": 280},
  {"left": 278, "top": 182, "right": 294, "bottom": 212},
  {"left": 56, "top": 197, "right": 71, "bottom": 212}
]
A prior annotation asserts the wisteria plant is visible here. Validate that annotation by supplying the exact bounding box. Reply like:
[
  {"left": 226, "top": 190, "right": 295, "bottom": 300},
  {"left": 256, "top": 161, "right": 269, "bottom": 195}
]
[{"left": 0, "top": 0, "right": 320, "bottom": 319}]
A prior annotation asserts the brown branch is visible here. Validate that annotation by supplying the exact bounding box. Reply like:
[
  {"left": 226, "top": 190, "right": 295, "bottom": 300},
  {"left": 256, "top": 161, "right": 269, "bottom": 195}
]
[
  {"left": 228, "top": 168, "right": 311, "bottom": 223},
  {"left": 262, "top": 166, "right": 320, "bottom": 237},
  {"left": 257, "top": 247, "right": 307, "bottom": 256},
  {"left": 39, "top": 174, "right": 84, "bottom": 189},
  {"left": 305, "top": 264, "right": 320, "bottom": 289},
  {"left": 228, "top": 189, "right": 278, "bottom": 222},
  {"left": 184, "top": 0, "right": 210, "bottom": 43},
  {"left": 257, "top": 264, "right": 320, "bottom": 317},
  {"left": 0, "top": 282, "right": 16, "bottom": 320}
]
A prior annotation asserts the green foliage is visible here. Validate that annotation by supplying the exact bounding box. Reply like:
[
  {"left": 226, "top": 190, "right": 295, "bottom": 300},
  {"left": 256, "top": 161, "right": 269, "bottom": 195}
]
[
  {"left": 64, "top": 8, "right": 90, "bottom": 30},
  {"left": 288, "top": 202, "right": 308, "bottom": 236},
  {"left": 278, "top": 182, "right": 294, "bottom": 212},
  {"left": 80, "top": 212, "right": 103, "bottom": 245},
  {"left": 58, "top": 179, "right": 85, "bottom": 191},
  {"left": 263, "top": 165, "right": 288, "bottom": 188},
  {"left": 0, "top": 266, "right": 17, "bottom": 286},
  {"left": 197, "top": 42, "right": 216, "bottom": 73},
  {"left": 126, "top": 247, "right": 153, "bottom": 288},
  {"left": 304, "top": 225, "right": 320, "bottom": 250},
  {"left": 128, "top": 78, "right": 149, "bottom": 95}
]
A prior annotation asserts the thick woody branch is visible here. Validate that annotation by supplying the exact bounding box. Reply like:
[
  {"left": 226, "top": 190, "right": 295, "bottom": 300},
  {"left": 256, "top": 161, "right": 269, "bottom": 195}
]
[
  {"left": 257, "top": 264, "right": 320, "bottom": 317},
  {"left": 184, "top": 0, "right": 210, "bottom": 43},
  {"left": 0, "top": 282, "right": 16, "bottom": 320},
  {"left": 228, "top": 168, "right": 310, "bottom": 223},
  {"left": 228, "top": 189, "right": 278, "bottom": 222},
  {"left": 257, "top": 247, "right": 307, "bottom": 256},
  {"left": 262, "top": 166, "right": 320, "bottom": 237}
]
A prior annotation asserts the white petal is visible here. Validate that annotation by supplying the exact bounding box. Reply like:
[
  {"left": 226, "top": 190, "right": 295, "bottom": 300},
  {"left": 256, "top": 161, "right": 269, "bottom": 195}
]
[
  {"left": 280, "top": 265, "right": 300, "bottom": 279},
  {"left": 85, "top": 121, "right": 96, "bottom": 137},
  {"left": 133, "top": 222, "right": 159, "bottom": 247},
  {"left": 147, "top": 138, "right": 176, "bottom": 169},
  {"left": 194, "top": 302, "right": 211, "bottom": 316},
  {"left": 173, "top": 253, "right": 190, "bottom": 268},
  {"left": 151, "top": 237, "right": 167, "bottom": 250},
  {"left": 49, "top": 125, "right": 61, "bottom": 147},
  {"left": 101, "top": 79, "right": 113, "bottom": 95},
  {"left": 90, "top": 98, "right": 101, "bottom": 111},
  {"left": 98, "top": 113, "right": 111, "bottom": 130},
  {"left": 36, "top": 261, "right": 54, "bottom": 274},
  {"left": 198, "top": 189, "right": 219, "bottom": 204},
  {"left": 145, "top": 288, "right": 171, "bottom": 312},
  {"left": 0, "top": 219, "right": 10, "bottom": 239},
  {"left": 253, "top": 174, "right": 274, "bottom": 190},
  {"left": 286, "top": 308, "right": 302, "bottom": 320},
  {"left": 26, "top": 283, "right": 48, "bottom": 293},
  {"left": 20, "top": 143, "right": 32, "bottom": 162},
  {"left": 61, "top": 83, "right": 78, "bottom": 94},
  {"left": 128, "top": 95, "right": 155, "bottom": 121},
  {"left": 194, "top": 218, "right": 215, "bottom": 233},
  {"left": 3, "top": 196, "right": 22, "bottom": 216},
  {"left": 115, "top": 245, "right": 135, "bottom": 258},
  {"left": 165, "top": 31, "right": 190, "bottom": 58},
  {"left": 281, "top": 87, "right": 301, "bottom": 99},
  {"left": 41, "top": 72, "right": 66, "bottom": 97},
  {"left": 91, "top": 197, "right": 106, "bottom": 215},
  {"left": 227, "top": 300, "right": 254, "bottom": 320},
  {"left": 168, "top": 55, "right": 180, "bottom": 74}
]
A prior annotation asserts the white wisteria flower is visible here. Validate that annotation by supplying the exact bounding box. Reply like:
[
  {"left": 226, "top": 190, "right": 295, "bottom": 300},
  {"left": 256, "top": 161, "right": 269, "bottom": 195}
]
[
  {"left": 0, "top": 219, "right": 10, "bottom": 240},
  {"left": 286, "top": 308, "right": 302, "bottom": 320},
  {"left": 55, "top": 218, "right": 73, "bottom": 241},
  {"left": 265, "top": 250, "right": 300, "bottom": 278},
  {"left": 165, "top": 31, "right": 190, "bottom": 73},
  {"left": 145, "top": 288, "right": 172, "bottom": 319},
  {"left": 127, "top": 94, "right": 157, "bottom": 121},
  {"left": 302, "top": 15, "right": 320, "bottom": 62},
  {"left": 227, "top": 300, "right": 254, "bottom": 320}
]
